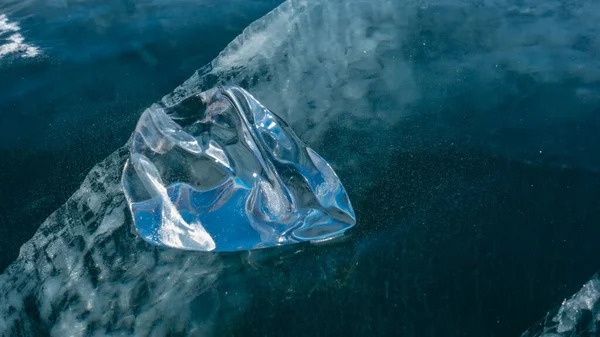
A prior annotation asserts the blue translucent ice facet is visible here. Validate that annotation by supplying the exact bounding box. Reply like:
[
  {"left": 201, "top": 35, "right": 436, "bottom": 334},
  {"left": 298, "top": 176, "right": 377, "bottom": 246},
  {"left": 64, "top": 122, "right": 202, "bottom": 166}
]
[{"left": 121, "top": 86, "right": 355, "bottom": 252}]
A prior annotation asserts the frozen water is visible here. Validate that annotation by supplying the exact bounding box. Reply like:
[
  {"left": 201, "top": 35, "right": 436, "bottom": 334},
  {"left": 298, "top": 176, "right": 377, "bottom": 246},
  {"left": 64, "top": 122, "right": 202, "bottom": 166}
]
[
  {"left": 0, "top": 149, "right": 243, "bottom": 336},
  {"left": 1, "top": 0, "right": 599, "bottom": 335},
  {"left": 122, "top": 86, "right": 355, "bottom": 252},
  {"left": 0, "top": 0, "right": 286, "bottom": 273},
  {"left": 0, "top": 139, "right": 349, "bottom": 336},
  {"left": 164, "top": 0, "right": 600, "bottom": 171},
  {"left": 521, "top": 273, "right": 600, "bottom": 337}
]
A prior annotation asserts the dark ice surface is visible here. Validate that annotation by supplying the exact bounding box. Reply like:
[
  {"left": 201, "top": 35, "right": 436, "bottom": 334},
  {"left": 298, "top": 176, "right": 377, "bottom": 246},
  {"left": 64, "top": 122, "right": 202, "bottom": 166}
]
[{"left": 1, "top": 0, "right": 599, "bottom": 336}]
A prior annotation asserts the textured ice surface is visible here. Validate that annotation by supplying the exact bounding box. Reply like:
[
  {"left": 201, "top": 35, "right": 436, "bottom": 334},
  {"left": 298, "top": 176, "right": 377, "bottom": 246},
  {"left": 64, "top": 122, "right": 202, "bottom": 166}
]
[
  {"left": 522, "top": 273, "right": 600, "bottom": 337},
  {"left": 122, "top": 86, "right": 355, "bottom": 252},
  {"left": 164, "top": 0, "right": 600, "bottom": 171},
  {"left": 0, "top": 149, "right": 242, "bottom": 336}
]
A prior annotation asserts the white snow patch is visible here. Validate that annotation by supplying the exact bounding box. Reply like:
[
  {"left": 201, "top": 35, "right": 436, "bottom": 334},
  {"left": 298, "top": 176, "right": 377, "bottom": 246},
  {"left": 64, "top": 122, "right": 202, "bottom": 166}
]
[{"left": 0, "top": 14, "right": 41, "bottom": 59}]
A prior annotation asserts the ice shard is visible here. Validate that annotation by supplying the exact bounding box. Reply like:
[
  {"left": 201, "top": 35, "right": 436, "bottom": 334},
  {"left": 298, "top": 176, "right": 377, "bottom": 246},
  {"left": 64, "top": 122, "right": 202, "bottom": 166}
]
[
  {"left": 122, "top": 86, "right": 355, "bottom": 252},
  {"left": 521, "top": 273, "right": 600, "bottom": 337}
]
